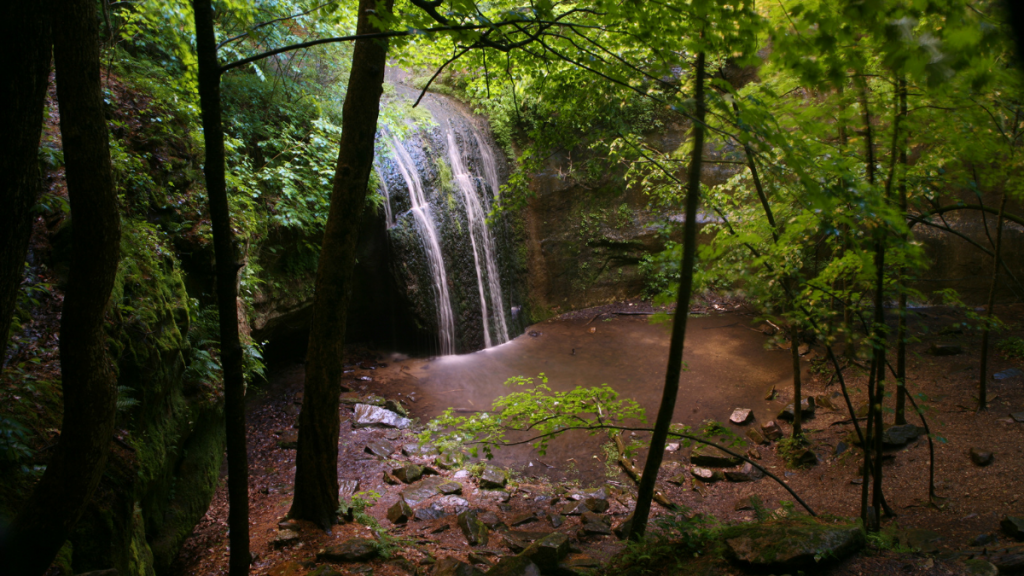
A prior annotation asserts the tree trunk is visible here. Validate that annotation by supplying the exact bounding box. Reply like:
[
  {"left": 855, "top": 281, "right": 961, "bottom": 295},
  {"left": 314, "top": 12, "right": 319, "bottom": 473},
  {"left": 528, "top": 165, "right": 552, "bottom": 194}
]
[
  {"left": 290, "top": 0, "right": 394, "bottom": 530},
  {"left": 191, "top": 0, "right": 251, "bottom": 572},
  {"left": 979, "top": 193, "right": 1008, "bottom": 411},
  {"left": 895, "top": 76, "right": 909, "bottom": 425},
  {"left": 0, "top": 1, "right": 51, "bottom": 358},
  {"left": 0, "top": 0, "right": 122, "bottom": 571},
  {"left": 629, "top": 50, "right": 706, "bottom": 541}
]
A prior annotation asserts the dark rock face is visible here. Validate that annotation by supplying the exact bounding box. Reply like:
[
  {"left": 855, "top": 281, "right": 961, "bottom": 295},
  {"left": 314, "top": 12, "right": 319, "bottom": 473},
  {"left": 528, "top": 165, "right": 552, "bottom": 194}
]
[
  {"left": 393, "top": 464, "right": 426, "bottom": 484},
  {"left": 317, "top": 538, "right": 379, "bottom": 562},
  {"left": 690, "top": 444, "right": 742, "bottom": 468},
  {"left": 761, "top": 421, "right": 784, "bottom": 440},
  {"left": 723, "top": 522, "right": 865, "bottom": 569}
]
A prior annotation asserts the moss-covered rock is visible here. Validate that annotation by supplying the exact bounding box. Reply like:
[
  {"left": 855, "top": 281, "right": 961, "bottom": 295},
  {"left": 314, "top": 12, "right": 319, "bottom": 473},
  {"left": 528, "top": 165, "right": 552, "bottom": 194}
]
[{"left": 720, "top": 519, "right": 865, "bottom": 569}]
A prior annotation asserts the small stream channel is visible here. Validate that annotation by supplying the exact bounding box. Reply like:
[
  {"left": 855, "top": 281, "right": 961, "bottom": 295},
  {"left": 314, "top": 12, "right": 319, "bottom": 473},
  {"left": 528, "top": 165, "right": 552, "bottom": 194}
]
[{"left": 368, "top": 310, "right": 798, "bottom": 482}]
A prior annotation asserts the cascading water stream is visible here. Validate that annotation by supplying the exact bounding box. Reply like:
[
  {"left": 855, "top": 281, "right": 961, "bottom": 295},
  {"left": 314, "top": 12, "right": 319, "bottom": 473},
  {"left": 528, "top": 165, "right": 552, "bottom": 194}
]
[
  {"left": 386, "top": 133, "right": 456, "bottom": 355},
  {"left": 445, "top": 122, "right": 510, "bottom": 346}
]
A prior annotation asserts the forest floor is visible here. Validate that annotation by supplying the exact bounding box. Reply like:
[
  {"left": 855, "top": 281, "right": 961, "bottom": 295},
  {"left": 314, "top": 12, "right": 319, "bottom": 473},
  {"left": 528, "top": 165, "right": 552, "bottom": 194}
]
[{"left": 171, "top": 298, "right": 1024, "bottom": 576}]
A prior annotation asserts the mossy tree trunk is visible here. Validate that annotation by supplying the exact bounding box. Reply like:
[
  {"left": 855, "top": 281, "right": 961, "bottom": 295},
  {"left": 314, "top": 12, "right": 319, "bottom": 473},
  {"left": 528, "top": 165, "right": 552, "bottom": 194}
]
[
  {"left": 0, "top": 0, "right": 122, "bottom": 571},
  {"left": 289, "top": 0, "right": 394, "bottom": 530},
  {"left": 192, "top": 0, "right": 251, "bottom": 572},
  {"left": 0, "top": 1, "right": 51, "bottom": 358},
  {"left": 629, "top": 50, "right": 706, "bottom": 541}
]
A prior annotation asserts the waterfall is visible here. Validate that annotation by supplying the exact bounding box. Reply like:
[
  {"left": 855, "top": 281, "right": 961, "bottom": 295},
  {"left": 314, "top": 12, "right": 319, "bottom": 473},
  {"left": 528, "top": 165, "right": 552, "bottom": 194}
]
[
  {"left": 445, "top": 122, "right": 510, "bottom": 346},
  {"left": 373, "top": 163, "right": 393, "bottom": 227},
  {"left": 386, "top": 133, "right": 456, "bottom": 355}
]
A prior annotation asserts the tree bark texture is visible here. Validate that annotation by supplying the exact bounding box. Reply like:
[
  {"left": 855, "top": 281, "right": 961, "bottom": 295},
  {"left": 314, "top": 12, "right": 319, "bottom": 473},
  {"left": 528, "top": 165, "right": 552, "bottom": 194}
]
[
  {"left": 0, "top": 0, "right": 122, "bottom": 572},
  {"left": 290, "top": 0, "right": 394, "bottom": 530},
  {"left": 0, "top": 1, "right": 51, "bottom": 358},
  {"left": 192, "top": 0, "right": 251, "bottom": 572},
  {"left": 629, "top": 50, "right": 706, "bottom": 541},
  {"left": 895, "top": 77, "right": 909, "bottom": 425}
]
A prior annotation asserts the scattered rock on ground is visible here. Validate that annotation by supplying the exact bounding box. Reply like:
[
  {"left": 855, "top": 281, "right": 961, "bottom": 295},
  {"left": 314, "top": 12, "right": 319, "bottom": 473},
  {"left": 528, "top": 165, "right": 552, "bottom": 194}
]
[
  {"left": 1011, "top": 412, "right": 1024, "bottom": 423},
  {"left": 272, "top": 529, "right": 300, "bottom": 548},
  {"left": 962, "top": 559, "right": 999, "bottom": 576},
  {"left": 402, "top": 476, "right": 447, "bottom": 505},
  {"left": 439, "top": 480, "right": 463, "bottom": 495},
  {"left": 414, "top": 504, "right": 446, "bottom": 521},
  {"left": 387, "top": 497, "right": 413, "bottom": 524},
  {"left": 484, "top": 556, "right": 540, "bottom": 576},
  {"left": 458, "top": 509, "right": 490, "bottom": 546},
  {"left": 690, "top": 444, "right": 742, "bottom": 467},
  {"left": 433, "top": 557, "right": 484, "bottom": 576},
  {"left": 353, "top": 404, "right": 411, "bottom": 429},
  {"left": 900, "top": 528, "right": 942, "bottom": 553},
  {"left": 730, "top": 408, "right": 753, "bottom": 425},
  {"left": 723, "top": 521, "right": 865, "bottom": 569},
  {"left": 726, "top": 462, "right": 764, "bottom": 482},
  {"left": 364, "top": 439, "right": 394, "bottom": 458},
  {"left": 317, "top": 538, "right": 379, "bottom": 563},
  {"left": 929, "top": 343, "right": 963, "bottom": 356},
  {"left": 480, "top": 465, "right": 507, "bottom": 489},
  {"left": 761, "top": 421, "right": 784, "bottom": 440},
  {"left": 1002, "top": 516, "right": 1024, "bottom": 540},
  {"left": 746, "top": 428, "right": 767, "bottom": 445},
  {"left": 692, "top": 467, "right": 725, "bottom": 483},
  {"left": 971, "top": 533, "right": 998, "bottom": 547},
  {"left": 882, "top": 424, "right": 926, "bottom": 447},
  {"left": 393, "top": 464, "right": 426, "bottom": 484},
  {"left": 521, "top": 532, "right": 570, "bottom": 572},
  {"left": 778, "top": 397, "right": 816, "bottom": 421},
  {"left": 970, "top": 448, "right": 994, "bottom": 466},
  {"left": 993, "top": 368, "right": 1023, "bottom": 381},
  {"left": 510, "top": 512, "right": 536, "bottom": 526}
]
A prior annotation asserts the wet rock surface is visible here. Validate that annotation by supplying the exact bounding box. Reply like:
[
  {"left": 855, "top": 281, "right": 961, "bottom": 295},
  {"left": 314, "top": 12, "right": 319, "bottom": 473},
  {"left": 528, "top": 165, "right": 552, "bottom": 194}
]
[
  {"left": 353, "top": 403, "right": 412, "bottom": 429},
  {"left": 458, "top": 509, "right": 490, "bottom": 546}
]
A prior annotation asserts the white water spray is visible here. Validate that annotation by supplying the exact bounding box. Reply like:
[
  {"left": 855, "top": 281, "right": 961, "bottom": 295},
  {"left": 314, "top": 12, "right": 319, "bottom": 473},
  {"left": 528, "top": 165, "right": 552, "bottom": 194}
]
[{"left": 387, "top": 134, "right": 456, "bottom": 355}]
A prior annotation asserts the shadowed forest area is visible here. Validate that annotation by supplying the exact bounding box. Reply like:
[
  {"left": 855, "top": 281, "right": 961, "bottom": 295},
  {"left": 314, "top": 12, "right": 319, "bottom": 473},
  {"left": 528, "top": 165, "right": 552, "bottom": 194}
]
[{"left": 4, "top": 1, "right": 1024, "bottom": 576}]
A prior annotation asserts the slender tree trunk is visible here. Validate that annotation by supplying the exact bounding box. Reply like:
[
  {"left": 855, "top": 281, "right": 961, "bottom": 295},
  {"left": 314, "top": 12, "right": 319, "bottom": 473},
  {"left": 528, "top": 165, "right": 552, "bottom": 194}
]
[
  {"left": 895, "top": 77, "right": 909, "bottom": 425},
  {"left": 0, "top": 0, "right": 122, "bottom": 571},
  {"left": 629, "top": 51, "right": 706, "bottom": 541},
  {"left": 979, "top": 193, "right": 1008, "bottom": 411},
  {"left": 191, "top": 0, "right": 251, "bottom": 572},
  {"left": 290, "top": 0, "right": 394, "bottom": 530},
  {"left": 0, "top": 1, "right": 51, "bottom": 359}
]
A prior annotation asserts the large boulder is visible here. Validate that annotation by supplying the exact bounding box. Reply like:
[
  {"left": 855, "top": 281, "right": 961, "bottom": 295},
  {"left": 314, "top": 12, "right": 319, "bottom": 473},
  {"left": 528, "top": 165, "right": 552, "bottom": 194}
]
[
  {"left": 778, "top": 397, "right": 815, "bottom": 421},
  {"left": 723, "top": 521, "right": 865, "bottom": 569},
  {"left": 434, "top": 557, "right": 485, "bottom": 576}
]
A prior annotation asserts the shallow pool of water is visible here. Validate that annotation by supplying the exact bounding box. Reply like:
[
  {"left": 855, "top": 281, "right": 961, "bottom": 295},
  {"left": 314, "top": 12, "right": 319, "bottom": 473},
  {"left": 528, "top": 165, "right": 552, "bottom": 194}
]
[{"left": 377, "top": 312, "right": 798, "bottom": 481}]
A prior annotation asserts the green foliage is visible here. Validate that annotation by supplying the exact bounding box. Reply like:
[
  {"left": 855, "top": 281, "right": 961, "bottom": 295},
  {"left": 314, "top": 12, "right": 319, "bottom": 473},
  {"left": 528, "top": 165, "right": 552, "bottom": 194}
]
[
  {"left": 777, "top": 434, "right": 811, "bottom": 469},
  {"left": 339, "top": 491, "right": 412, "bottom": 559},
  {"left": 604, "top": 513, "right": 721, "bottom": 576},
  {"left": 997, "top": 337, "right": 1024, "bottom": 360},
  {"left": 0, "top": 415, "right": 33, "bottom": 471},
  {"left": 422, "top": 374, "right": 646, "bottom": 459}
]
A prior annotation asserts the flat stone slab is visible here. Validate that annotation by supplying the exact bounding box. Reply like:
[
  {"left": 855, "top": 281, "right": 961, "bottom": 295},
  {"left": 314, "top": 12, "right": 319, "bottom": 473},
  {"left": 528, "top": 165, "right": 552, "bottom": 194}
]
[
  {"left": 480, "top": 465, "right": 507, "bottom": 489},
  {"left": 353, "top": 404, "right": 410, "bottom": 429},
  {"left": 724, "top": 521, "right": 864, "bottom": 569}
]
